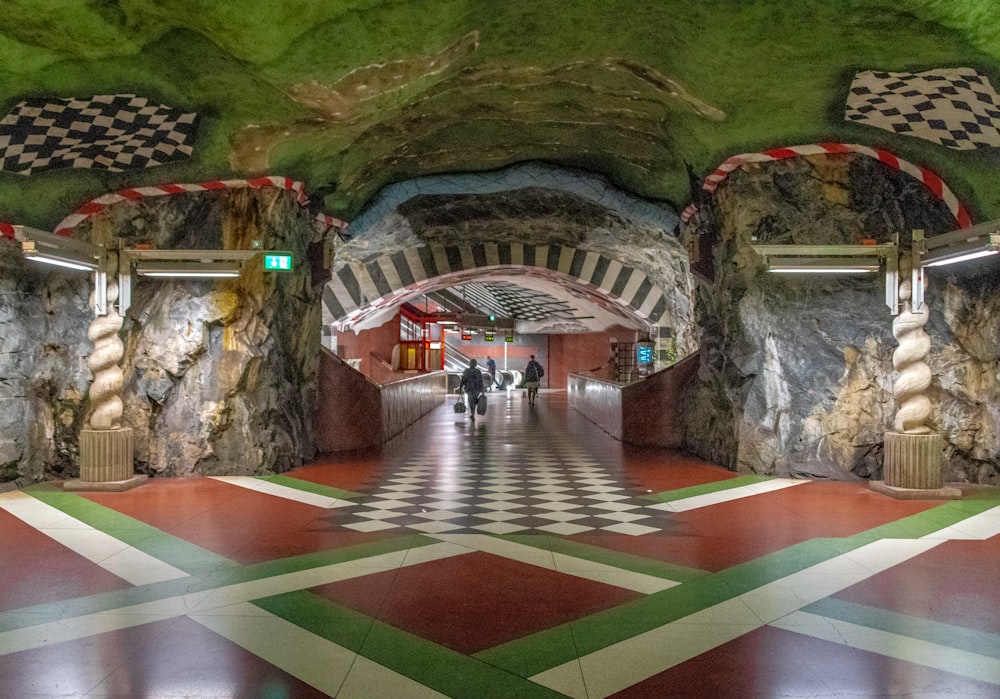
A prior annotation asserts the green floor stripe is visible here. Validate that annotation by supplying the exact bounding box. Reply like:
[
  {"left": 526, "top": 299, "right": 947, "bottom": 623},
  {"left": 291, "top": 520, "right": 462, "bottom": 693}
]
[
  {"left": 24, "top": 486, "right": 234, "bottom": 575},
  {"left": 803, "top": 597, "right": 1000, "bottom": 660},
  {"left": 258, "top": 474, "right": 365, "bottom": 500},
  {"left": 643, "top": 474, "right": 772, "bottom": 503},
  {"left": 258, "top": 591, "right": 568, "bottom": 698},
  {"left": 474, "top": 499, "right": 1000, "bottom": 677},
  {"left": 501, "top": 533, "right": 708, "bottom": 582},
  {"left": 237, "top": 534, "right": 439, "bottom": 581}
]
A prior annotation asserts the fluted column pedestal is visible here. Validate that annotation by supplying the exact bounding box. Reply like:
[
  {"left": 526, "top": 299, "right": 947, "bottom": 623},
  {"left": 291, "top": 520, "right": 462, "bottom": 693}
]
[
  {"left": 870, "top": 431, "right": 960, "bottom": 499},
  {"left": 64, "top": 427, "right": 147, "bottom": 492}
]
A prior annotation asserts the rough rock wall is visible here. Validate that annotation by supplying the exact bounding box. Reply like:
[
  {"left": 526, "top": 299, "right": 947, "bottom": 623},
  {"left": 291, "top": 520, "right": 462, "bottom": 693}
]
[
  {"left": 0, "top": 187, "right": 325, "bottom": 482},
  {"left": 684, "top": 153, "right": 1000, "bottom": 483},
  {"left": 0, "top": 249, "right": 93, "bottom": 486}
]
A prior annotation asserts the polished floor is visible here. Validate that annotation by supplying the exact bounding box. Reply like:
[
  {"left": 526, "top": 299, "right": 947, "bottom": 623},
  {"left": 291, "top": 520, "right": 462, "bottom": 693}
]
[{"left": 1, "top": 389, "right": 999, "bottom": 698}]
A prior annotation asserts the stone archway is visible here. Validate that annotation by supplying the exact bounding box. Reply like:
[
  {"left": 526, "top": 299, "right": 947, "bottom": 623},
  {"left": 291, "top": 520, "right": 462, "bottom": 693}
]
[
  {"left": 323, "top": 163, "right": 697, "bottom": 356},
  {"left": 324, "top": 241, "right": 671, "bottom": 331}
]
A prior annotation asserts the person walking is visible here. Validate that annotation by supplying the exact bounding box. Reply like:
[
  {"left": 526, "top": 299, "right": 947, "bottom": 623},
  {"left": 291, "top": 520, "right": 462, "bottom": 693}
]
[
  {"left": 524, "top": 354, "right": 544, "bottom": 406},
  {"left": 458, "top": 358, "right": 485, "bottom": 421},
  {"left": 485, "top": 355, "right": 500, "bottom": 390}
]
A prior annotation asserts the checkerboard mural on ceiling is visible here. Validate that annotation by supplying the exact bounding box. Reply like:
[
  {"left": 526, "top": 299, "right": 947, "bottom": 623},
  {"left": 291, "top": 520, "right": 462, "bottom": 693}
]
[
  {"left": 845, "top": 67, "right": 1000, "bottom": 150},
  {"left": 0, "top": 94, "right": 199, "bottom": 175}
]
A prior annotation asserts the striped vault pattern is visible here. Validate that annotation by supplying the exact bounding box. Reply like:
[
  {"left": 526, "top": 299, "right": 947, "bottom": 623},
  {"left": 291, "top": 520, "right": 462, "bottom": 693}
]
[{"left": 324, "top": 242, "right": 668, "bottom": 328}]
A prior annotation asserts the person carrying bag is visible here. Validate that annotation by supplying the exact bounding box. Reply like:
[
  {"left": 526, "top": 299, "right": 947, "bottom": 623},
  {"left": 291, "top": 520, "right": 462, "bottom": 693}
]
[
  {"left": 457, "top": 358, "right": 485, "bottom": 421},
  {"left": 524, "top": 355, "right": 543, "bottom": 406}
]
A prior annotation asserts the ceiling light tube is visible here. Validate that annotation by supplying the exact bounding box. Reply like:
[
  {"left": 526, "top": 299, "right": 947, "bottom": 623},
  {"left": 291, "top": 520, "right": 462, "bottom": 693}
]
[
  {"left": 21, "top": 240, "right": 100, "bottom": 271},
  {"left": 765, "top": 256, "right": 881, "bottom": 273},
  {"left": 769, "top": 267, "right": 879, "bottom": 274},
  {"left": 135, "top": 261, "right": 242, "bottom": 278},
  {"left": 921, "top": 233, "right": 1000, "bottom": 268}
]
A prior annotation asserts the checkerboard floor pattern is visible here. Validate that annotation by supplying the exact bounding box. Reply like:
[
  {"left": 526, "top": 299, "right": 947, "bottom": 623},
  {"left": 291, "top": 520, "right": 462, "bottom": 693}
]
[{"left": 335, "top": 393, "right": 663, "bottom": 536}]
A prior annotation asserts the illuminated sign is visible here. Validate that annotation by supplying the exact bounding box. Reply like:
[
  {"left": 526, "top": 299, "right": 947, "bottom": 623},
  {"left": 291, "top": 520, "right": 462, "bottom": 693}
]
[
  {"left": 505, "top": 334, "right": 514, "bottom": 343},
  {"left": 637, "top": 344, "right": 653, "bottom": 364},
  {"left": 263, "top": 252, "right": 293, "bottom": 271},
  {"left": 484, "top": 333, "right": 495, "bottom": 342},
  {"left": 461, "top": 332, "right": 472, "bottom": 341}
]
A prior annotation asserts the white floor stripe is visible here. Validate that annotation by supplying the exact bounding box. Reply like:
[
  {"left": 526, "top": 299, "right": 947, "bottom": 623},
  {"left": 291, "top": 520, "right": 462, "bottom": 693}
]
[
  {"left": 921, "top": 504, "right": 1000, "bottom": 540},
  {"left": 188, "top": 603, "right": 359, "bottom": 697},
  {"left": 771, "top": 611, "right": 1000, "bottom": 685},
  {"left": 647, "top": 478, "right": 808, "bottom": 512},
  {"left": 0, "top": 490, "right": 189, "bottom": 586},
  {"left": 431, "top": 533, "right": 677, "bottom": 594},
  {"left": 530, "top": 537, "right": 955, "bottom": 697},
  {"left": 0, "top": 542, "right": 466, "bottom": 655},
  {"left": 209, "top": 475, "right": 355, "bottom": 508}
]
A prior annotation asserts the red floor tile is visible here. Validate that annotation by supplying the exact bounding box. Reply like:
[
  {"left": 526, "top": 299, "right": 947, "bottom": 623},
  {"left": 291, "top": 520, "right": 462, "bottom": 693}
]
[
  {"left": 835, "top": 533, "right": 1000, "bottom": 634},
  {"left": 621, "top": 448, "right": 738, "bottom": 493},
  {"left": 0, "top": 616, "right": 329, "bottom": 698},
  {"left": 0, "top": 509, "right": 131, "bottom": 612},
  {"left": 610, "top": 624, "right": 999, "bottom": 698},
  {"left": 572, "top": 483, "right": 937, "bottom": 571},
  {"left": 83, "top": 478, "right": 394, "bottom": 564},
  {"left": 311, "top": 550, "right": 642, "bottom": 654}
]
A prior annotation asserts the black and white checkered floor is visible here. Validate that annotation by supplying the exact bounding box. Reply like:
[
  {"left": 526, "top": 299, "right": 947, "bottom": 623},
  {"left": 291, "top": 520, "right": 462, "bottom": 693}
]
[{"left": 335, "top": 391, "right": 663, "bottom": 536}]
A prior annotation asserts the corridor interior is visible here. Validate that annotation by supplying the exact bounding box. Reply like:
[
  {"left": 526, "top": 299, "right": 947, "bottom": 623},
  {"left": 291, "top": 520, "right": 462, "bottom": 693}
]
[{"left": 1, "top": 389, "right": 999, "bottom": 698}]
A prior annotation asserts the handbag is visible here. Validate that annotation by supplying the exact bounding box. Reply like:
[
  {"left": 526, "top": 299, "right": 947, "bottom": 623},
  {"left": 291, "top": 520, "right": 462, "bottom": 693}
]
[
  {"left": 454, "top": 398, "right": 466, "bottom": 413},
  {"left": 476, "top": 393, "right": 487, "bottom": 415}
]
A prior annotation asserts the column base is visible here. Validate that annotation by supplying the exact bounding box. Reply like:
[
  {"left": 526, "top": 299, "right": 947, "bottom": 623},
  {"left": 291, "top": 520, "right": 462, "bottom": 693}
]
[
  {"left": 869, "top": 480, "right": 962, "bottom": 500},
  {"left": 883, "top": 431, "right": 945, "bottom": 489},
  {"left": 64, "top": 474, "right": 149, "bottom": 492},
  {"left": 73, "top": 427, "right": 144, "bottom": 491}
]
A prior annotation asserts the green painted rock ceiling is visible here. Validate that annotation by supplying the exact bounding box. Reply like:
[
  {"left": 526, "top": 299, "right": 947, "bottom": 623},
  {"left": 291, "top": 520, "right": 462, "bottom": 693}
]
[{"left": 3, "top": 0, "right": 1000, "bottom": 230}]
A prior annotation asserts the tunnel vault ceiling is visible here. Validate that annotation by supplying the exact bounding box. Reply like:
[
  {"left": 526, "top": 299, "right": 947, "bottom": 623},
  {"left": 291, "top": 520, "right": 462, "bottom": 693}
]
[{"left": 3, "top": 0, "right": 1000, "bottom": 235}]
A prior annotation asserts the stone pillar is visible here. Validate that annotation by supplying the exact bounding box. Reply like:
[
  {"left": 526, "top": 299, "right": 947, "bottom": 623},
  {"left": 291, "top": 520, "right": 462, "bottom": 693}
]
[
  {"left": 65, "top": 270, "right": 146, "bottom": 492},
  {"left": 871, "top": 251, "right": 959, "bottom": 499}
]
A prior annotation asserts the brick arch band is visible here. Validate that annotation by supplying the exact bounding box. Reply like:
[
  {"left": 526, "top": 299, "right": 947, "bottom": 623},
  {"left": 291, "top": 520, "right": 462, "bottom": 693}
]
[{"left": 324, "top": 241, "right": 670, "bottom": 329}]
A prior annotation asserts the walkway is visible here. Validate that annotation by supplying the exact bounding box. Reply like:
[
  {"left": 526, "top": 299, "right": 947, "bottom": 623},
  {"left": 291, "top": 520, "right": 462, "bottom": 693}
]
[{"left": 1, "top": 390, "right": 999, "bottom": 697}]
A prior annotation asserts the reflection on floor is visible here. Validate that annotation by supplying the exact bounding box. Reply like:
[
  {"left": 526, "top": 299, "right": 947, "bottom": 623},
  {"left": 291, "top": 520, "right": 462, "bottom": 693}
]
[{"left": 2, "top": 389, "right": 999, "bottom": 698}]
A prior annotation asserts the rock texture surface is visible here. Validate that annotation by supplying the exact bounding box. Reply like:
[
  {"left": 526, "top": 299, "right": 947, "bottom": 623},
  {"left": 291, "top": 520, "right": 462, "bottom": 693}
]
[
  {"left": 684, "top": 153, "right": 1000, "bottom": 484},
  {"left": 0, "top": 250, "right": 92, "bottom": 485},
  {"left": 0, "top": 187, "right": 325, "bottom": 482}
]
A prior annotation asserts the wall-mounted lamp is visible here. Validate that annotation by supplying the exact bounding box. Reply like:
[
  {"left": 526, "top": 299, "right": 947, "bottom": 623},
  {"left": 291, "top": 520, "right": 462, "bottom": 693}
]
[
  {"left": 752, "top": 242, "right": 898, "bottom": 312},
  {"left": 15, "top": 226, "right": 109, "bottom": 315},
  {"left": 134, "top": 261, "right": 243, "bottom": 278},
  {"left": 917, "top": 223, "right": 1000, "bottom": 268},
  {"left": 15, "top": 226, "right": 104, "bottom": 272},
  {"left": 119, "top": 249, "right": 259, "bottom": 313}
]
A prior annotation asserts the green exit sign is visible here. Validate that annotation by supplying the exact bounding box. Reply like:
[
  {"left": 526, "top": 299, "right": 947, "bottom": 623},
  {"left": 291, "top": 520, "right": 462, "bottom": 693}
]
[{"left": 264, "top": 252, "right": 293, "bottom": 271}]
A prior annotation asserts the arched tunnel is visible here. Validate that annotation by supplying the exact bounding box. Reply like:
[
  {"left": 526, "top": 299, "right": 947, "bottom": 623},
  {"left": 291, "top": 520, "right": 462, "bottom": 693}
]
[{"left": 1, "top": 4, "right": 1000, "bottom": 696}]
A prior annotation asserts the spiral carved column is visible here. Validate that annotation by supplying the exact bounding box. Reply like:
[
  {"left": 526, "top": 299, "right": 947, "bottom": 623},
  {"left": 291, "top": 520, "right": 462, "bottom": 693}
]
[
  {"left": 872, "top": 251, "right": 958, "bottom": 499},
  {"left": 68, "top": 264, "right": 146, "bottom": 491}
]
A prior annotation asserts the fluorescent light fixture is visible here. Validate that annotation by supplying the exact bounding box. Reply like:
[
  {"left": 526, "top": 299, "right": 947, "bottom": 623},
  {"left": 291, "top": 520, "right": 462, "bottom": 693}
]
[
  {"left": 125, "top": 249, "right": 258, "bottom": 279},
  {"left": 921, "top": 226, "right": 1000, "bottom": 268},
  {"left": 22, "top": 241, "right": 99, "bottom": 271},
  {"left": 753, "top": 244, "right": 893, "bottom": 274},
  {"left": 16, "top": 227, "right": 104, "bottom": 272},
  {"left": 924, "top": 248, "right": 999, "bottom": 267},
  {"left": 135, "top": 261, "right": 242, "bottom": 278},
  {"left": 767, "top": 258, "right": 880, "bottom": 274}
]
